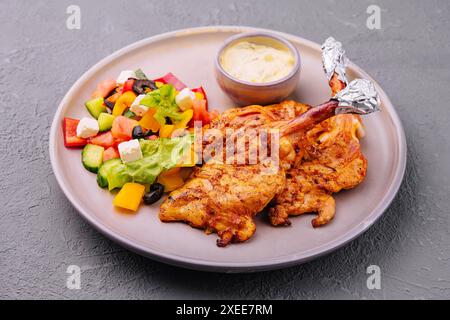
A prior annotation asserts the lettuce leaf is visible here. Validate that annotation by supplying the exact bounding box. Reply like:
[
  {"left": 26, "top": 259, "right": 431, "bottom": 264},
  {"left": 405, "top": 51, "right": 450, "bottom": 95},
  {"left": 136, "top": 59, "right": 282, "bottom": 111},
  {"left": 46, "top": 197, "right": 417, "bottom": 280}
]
[
  {"left": 139, "top": 84, "right": 183, "bottom": 125},
  {"left": 105, "top": 134, "right": 193, "bottom": 190}
]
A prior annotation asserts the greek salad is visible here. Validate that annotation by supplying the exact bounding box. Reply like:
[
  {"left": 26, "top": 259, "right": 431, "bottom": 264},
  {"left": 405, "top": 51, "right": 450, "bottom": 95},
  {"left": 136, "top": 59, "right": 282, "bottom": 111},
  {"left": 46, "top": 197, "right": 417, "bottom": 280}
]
[{"left": 62, "top": 69, "right": 217, "bottom": 212}]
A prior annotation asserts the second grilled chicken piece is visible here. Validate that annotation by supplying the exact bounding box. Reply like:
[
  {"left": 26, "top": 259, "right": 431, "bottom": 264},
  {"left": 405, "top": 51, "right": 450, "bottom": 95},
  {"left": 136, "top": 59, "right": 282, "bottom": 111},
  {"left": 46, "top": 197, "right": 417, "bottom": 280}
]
[{"left": 269, "top": 113, "right": 367, "bottom": 227}]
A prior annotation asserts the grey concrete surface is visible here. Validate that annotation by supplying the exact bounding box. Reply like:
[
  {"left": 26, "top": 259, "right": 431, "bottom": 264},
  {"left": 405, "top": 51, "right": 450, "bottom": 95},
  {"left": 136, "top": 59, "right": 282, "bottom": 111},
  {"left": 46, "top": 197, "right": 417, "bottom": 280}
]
[{"left": 1, "top": 0, "right": 449, "bottom": 299}]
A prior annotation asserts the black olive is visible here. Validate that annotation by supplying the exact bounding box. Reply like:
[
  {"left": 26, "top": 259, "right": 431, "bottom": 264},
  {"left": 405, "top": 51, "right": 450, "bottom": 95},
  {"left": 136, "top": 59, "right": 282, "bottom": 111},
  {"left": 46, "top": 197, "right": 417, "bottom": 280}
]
[
  {"left": 132, "top": 125, "right": 146, "bottom": 139},
  {"left": 132, "top": 79, "right": 157, "bottom": 94},
  {"left": 144, "top": 129, "right": 155, "bottom": 137},
  {"left": 165, "top": 117, "right": 173, "bottom": 124},
  {"left": 104, "top": 99, "right": 115, "bottom": 110},
  {"left": 150, "top": 182, "right": 164, "bottom": 193},
  {"left": 143, "top": 183, "right": 164, "bottom": 205}
]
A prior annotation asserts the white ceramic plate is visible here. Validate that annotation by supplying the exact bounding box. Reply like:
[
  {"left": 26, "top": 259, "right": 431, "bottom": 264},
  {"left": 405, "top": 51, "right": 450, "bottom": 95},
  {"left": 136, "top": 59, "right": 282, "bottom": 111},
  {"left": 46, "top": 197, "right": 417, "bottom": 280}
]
[{"left": 49, "top": 26, "right": 406, "bottom": 272}]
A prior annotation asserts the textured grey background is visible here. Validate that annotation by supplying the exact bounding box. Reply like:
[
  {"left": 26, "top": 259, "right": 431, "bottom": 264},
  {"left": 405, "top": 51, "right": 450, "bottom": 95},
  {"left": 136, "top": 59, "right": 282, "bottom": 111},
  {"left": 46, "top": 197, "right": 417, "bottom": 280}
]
[{"left": 1, "top": 0, "right": 449, "bottom": 299}]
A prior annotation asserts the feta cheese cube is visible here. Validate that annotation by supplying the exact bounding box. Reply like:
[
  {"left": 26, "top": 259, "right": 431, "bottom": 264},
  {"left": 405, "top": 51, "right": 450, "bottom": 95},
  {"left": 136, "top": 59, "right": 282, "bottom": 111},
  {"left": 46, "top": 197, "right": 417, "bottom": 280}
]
[
  {"left": 116, "top": 70, "right": 136, "bottom": 85},
  {"left": 76, "top": 117, "right": 99, "bottom": 138},
  {"left": 118, "top": 139, "right": 143, "bottom": 163},
  {"left": 175, "top": 88, "right": 196, "bottom": 111},
  {"left": 129, "top": 94, "right": 149, "bottom": 116}
]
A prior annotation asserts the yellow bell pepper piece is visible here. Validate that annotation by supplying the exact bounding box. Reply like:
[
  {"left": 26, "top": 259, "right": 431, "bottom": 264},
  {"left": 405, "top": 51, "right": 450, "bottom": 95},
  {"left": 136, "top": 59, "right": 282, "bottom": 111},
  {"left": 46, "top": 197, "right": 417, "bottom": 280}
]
[
  {"left": 158, "top": 169, "right": 184, "bottom": 192},
  {"left": 174, "top": 109, "right": 194, "bottom": 129},
  {"left": 113, "top": 183, "right": 146, "bottom": 212},
  {"left": 155, "top": 81, "right": 164, "bottom": 88},
  {"left": 112, "top": 91, "right": 137, "bottom": 116},
  {"left": 159, "top": 124, "right": 175, "bottom": 138},
  {"left": 194, "top": 92, "right": 205, "bottom": 100},
  {"left": 139, "top": 108, "right": 160, "bottom": 132},
  {"left": 177, "top": 145, "right": 197, "bottom": 167}
]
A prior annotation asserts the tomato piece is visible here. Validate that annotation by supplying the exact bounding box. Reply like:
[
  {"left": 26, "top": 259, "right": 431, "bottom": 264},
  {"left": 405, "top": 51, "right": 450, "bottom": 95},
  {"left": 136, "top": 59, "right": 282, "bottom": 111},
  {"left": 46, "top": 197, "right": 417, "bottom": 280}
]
[
  {"left": 192, "top": 99, "right": 206, "bottom": 122},
  {"left": 113, "top": 138, "right": 128, "bottom": 147},
  {"left": 92, "top": 79, "right": 117, "bottom": 99},
  {"left": 88, "top": 131, "right": 115, "bottom": 148},
  {"left": 103, "top": 146, "right": 120, "bottom": 162},
  {"left": 204, "top": 109, "right": 219, "bottom": 124},
  {"left": 121, "top": 79, "right": 135, "bottom": 94},
  {"left": 191, "top": 99, "right": 218, "bottom": 126},
  {"left": 191, "top": 99, "right": 209, "bottom": 125},
  {"left": 153, "top": 72, "right": 187, "bottom": 91},
  {"left": 192, "top": 86, "right": 208, "bottom": 109},
  {"left": 62, "top": 118, "right": 87, "bottom": 148},
  {"left": 111, "top": 116, "right": 139, "bottom": 140}
]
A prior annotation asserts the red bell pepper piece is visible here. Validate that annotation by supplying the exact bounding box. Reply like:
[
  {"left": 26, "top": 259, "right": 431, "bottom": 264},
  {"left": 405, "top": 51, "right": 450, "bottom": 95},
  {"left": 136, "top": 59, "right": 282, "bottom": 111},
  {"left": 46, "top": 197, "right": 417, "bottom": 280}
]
[
  {"left": 153, "top": 72, "right": 187, "bottom": 91},
  {"left": 62, "top": 118, "right": 87, "bottom": 148},
  {"left": 121, "top": 79, "right": 135, "bottom": 94},
  {"left": 192, "top": 86, "right": 208, "bottom": 110}
]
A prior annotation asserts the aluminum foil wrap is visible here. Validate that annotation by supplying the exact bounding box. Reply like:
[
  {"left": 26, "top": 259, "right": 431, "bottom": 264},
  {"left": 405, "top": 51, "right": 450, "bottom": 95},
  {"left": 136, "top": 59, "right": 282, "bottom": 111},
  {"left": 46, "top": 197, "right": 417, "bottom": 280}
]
[
  {"left": 321, "top": 37, "right": 348, "bottom": 84},
  {"left": 334, "top": 79, "right": 380, "bottom": 115}
]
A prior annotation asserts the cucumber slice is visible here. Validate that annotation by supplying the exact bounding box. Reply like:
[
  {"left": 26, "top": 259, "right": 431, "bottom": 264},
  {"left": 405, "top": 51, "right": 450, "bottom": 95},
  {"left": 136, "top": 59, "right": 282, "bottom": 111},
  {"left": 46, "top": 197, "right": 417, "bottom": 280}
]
[
  {"left": 82, "top": 144, "right": 104, "bottom": 173},
  {"left": 98, "top": 113, "right": 115, "bottom": 132},
  {"left": 85, "top": 97, "right": 107, "bottom": 119},
  {"left": 97, "top": 158, "right": 122, "bottom": 188}
]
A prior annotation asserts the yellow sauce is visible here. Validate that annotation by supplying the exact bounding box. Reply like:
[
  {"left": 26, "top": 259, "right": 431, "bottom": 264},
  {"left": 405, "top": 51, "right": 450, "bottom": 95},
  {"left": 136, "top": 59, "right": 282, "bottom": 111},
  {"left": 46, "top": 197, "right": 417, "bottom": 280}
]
[{"left": 220, "top": 40, "right": 295, "bottom": 83}]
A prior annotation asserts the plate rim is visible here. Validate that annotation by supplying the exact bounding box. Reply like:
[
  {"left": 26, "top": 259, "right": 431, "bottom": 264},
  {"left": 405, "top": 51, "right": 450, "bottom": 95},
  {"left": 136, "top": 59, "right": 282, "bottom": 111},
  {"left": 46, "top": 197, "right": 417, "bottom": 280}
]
[{"left": 49, "top": 26, "right": 407, "bottom": 273}]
